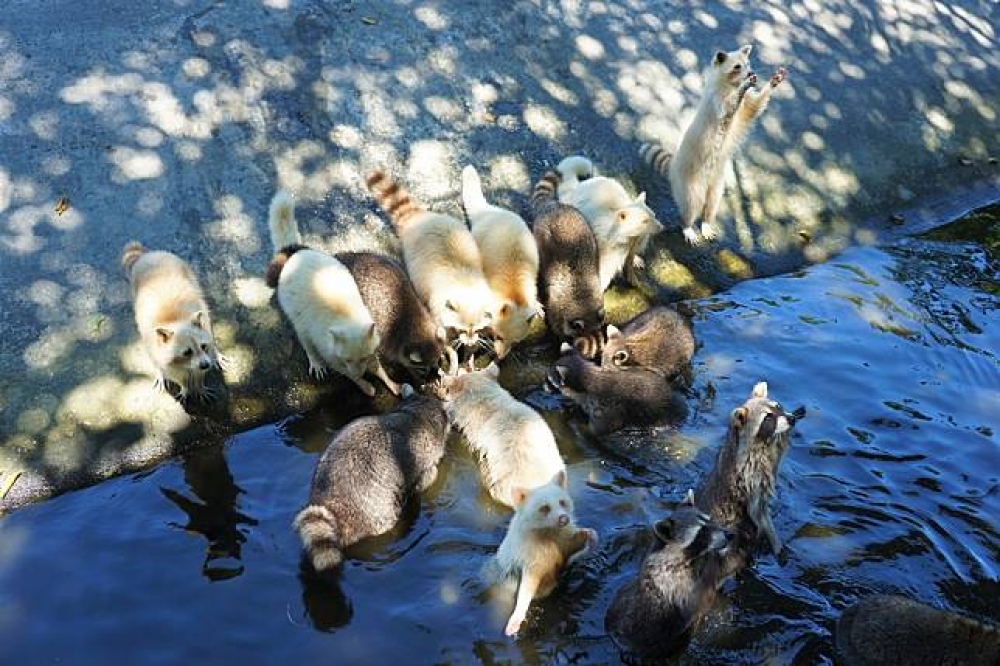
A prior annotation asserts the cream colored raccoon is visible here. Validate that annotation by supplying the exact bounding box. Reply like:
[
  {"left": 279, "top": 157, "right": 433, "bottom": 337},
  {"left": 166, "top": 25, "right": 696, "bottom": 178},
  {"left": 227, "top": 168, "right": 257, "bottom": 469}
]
[
  {"left": 266, "top": 191, "right": 396, "bottom": 396},
  {"left": 557, "top": 156, "right": 662, "bottom": 290},
  {"left": 640, "top": 45, "right": 788, "bottom": 245},
  {"left": 123, "top": 242, "right": 222, "bottom": 402},
  {"left": 438, "top": 363, "right": 565, "bottom": 508},
  {"left": 366, "top": 170, "right": 498, "bottom": 353},
  {"left": 490, "top": 475, "right": 598, "bottom": 636},
  {"left": 461, "top": 165, "right": 542, "bottom": 358}
]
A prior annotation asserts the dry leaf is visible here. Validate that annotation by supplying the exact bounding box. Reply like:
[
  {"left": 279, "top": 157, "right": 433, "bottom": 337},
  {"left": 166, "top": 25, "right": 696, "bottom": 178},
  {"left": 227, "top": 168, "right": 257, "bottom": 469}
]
[{"left": 55, "top": 196, "right": 70, "bottom": 216}]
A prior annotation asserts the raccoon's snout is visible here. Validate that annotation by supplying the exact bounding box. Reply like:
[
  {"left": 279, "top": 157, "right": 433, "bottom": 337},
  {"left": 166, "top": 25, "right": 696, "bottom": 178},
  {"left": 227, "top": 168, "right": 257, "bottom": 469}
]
[
  {"left": 557, "top": 513, "right": 570, "bottom": 527},
  {"left": 198, "top": 359, "right": 211, "bottom": 370},
  {"left": 787, "top": 406, "right": 807, "bottom": 425}
]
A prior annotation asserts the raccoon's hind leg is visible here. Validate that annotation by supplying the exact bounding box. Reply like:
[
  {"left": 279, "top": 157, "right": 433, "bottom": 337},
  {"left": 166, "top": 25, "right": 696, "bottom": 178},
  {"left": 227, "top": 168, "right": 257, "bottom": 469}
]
[{"left": 700, "top": 180, "right": 726, "bottom": 242}]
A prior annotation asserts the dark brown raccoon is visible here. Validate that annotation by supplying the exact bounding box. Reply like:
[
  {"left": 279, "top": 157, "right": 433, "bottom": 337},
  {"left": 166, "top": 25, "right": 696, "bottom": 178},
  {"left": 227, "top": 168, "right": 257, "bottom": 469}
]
[
  {"left": 530, "top": 170, "right": 605, "bottom": 341},
  {"left": 335, "top": 251, "right": 447, "bottom": 384}
]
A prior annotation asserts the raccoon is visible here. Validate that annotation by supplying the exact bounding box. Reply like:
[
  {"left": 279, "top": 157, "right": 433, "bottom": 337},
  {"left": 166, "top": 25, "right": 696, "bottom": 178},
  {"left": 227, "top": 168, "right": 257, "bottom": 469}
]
[
  {"left": 601, "top": 306, "right": 696, "bottom": 380},
  {"left": 556, "top": 155, "right": 663, "bottom": 290},
  {"left": 335, "top": 251, "right": 449, "bottom": 385},
  {"left": 489, "top": 473, "right": 598, "bottom": 636},
  {"left": 605, "top": 490, "right": 732, "bottom": 660},
  {"left": 122, "top": 241, "right": 222, "bottom": 403},
  {"left": 836, "top": 594, "right": 1000, "bottom": 666},
  {"left": 293, "top": 384, "right": 450, "bottom": 571},
  {"left": 546, "top": 345, "right": 680, "bottom": 437},
  {"left": 640, "top": 45, "right": 788, "bottom": 245},
  {"left": 366, "top": 170, "right": 497, "bottom": 354},
  {"left": 696, "top": 381, "right": 805, "bottom": 570},
  {"left": 530, "top": 170, "right": 605, "bottom": 342}
]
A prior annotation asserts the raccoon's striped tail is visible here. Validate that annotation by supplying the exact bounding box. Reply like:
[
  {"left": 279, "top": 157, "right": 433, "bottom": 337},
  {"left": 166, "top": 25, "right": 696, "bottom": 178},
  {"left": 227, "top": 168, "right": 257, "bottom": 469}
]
[
  {"left": 366, "top": 169, "right": 424, "bottom": 232},
  {"left": 531, "top": 171, "right": 561, "bottom": 211},
  {"left": 121, "top": 241, "right": 146, "bottom": 277},
  {"left": 293, "top": 505, "right": 344, "bottom": 572},
  {"left": 268, "top": 190, "right": 301, "bottom": 252},
  {"left": 572, "top": 328, "right": 606, "bottom": 360},
  {"left": 639, "top": 143, "right": 672, "bottom": 177},
  {"left": 556, "top": 155, "right": 595, "bottom": 192},
  {"left": 460, "top": 165, "right": 490, "bottom": 217}
]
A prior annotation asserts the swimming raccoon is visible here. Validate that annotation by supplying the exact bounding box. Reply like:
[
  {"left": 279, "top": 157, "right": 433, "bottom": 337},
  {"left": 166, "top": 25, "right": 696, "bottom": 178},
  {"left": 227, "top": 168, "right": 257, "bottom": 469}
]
[
  {"left": 605, "top": 490, "right": 732, "bottom": 660},
  {"left": 489, "top": 474, "right": 598, "bottom": 636},
  {"left": 366, "top": 170, "right": 497, "bottom": 355},
  {"left": 293, "top": 384, "right": 450, "bottom": 571},
  {"left": 556, "top": 155, "right": 662, "bottom": 290},
  {"left": 601, "top": 306, "right": 695, "bottom": 380},
  {"left": 334, "top": 251, "right": 450, "bottom": 385},
  {"left": 640, "top": 45, "right": 788, "bottom": 245},
  {"left": 696, "top": 381, "right": 805, "bottom": 572},
  {"left": 546, "top": 345, "right": 679, "bottom": 437},
  {"left": 530, "top": 170, "right": 605, "bottom": 342},
  {"left": 835, "top": 594, "right": 1000, "bottom": 666}
]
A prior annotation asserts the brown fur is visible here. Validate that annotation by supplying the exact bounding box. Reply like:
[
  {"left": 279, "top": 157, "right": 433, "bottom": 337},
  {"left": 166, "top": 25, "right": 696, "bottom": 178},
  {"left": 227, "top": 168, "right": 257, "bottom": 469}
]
[
  {"left": 265, "top": 243, "right": 309, "bottom": 289},
  {"left": 366, "top": 170, "right": 423, "bottom": 230}
]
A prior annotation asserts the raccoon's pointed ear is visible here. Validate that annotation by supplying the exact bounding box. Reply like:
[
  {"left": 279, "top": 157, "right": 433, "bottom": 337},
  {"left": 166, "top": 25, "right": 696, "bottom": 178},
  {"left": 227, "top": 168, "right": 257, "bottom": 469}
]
[
  {"left": 713, "top": 50, "right": 728, "bottom": 66},
  {"left": 731, "top": 406, "right": 749, "bottom": 429},
  {"left": 606, "top": 324, "right": 622, "bottom": 340},
  {"left": 636, "top": 191, "right": 646, "bottom": 204},
  {"left": 552, "top": 469, "right": 568, "bottom": 489},
  {"left": 653, "top": 517, "right": 675, "bottom": 542},
  {"left": 156, "top": 327, "right": 174, "bottom": 344},
  {"left": 752, "top": 381, "right": 768, "bottom": 398},
  {"left": 740, "top": 44, "right": 753, "bottom": 57},
  {"left": 191, "top": 311, "right": 205, "bottom": 329},
  {"left": 512, "top": 487, "right": 529, "bottom": 507},
  {"left": 484, "top": 361, "right": 500, "bottom": 378}
]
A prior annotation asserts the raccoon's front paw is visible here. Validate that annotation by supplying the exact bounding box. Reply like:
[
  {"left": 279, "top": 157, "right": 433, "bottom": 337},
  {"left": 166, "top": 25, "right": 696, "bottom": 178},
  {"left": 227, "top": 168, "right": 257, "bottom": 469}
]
[
  {"left": 214, "top": 352, "right": 232, "bottom": 373},
  {"left": 631, "top": 254, "right": 646, "bottom": 271},
  {"left": 770, "top": 67, "right": 788, "bottom": 88},
  {"left": 153, "top": 376, "right": 168, "bottom": 394},
  {"left": 700, "top": 221, "right": 723, "bottom": 242},
  {"left": 583, "top": 527, "right": 599, "bottom": 551},
  {"left": 308, "top": 364, "right": 328, "bottom": 381},
  {"left": 682, "top": 227, "right": 704, "bottom": 246},
  {"left": 505, "top": 613, "right": 525, "bottom": 637},
  {"left": 747, "top": 73, "right": 758, "bottom": 88}
]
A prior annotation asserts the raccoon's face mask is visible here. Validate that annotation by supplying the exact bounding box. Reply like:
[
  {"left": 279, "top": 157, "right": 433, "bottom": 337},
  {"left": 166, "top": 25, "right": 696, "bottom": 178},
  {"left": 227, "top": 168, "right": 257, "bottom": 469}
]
[{"left": 652, "top": 493, "right": 732, "bottom": 563}]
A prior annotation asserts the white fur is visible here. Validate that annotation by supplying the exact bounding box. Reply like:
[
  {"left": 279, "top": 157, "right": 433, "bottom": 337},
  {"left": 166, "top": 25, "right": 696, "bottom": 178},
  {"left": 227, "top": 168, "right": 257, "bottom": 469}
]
[
  {"left": 556, "top": 156, "right": 662, "bottom": 291},
  {"left": 442, "top": 365, "right": 565, "bottom": 507},
  {"left": 669, "top": 45, "right": 782, "bottom": 244},
  {"left": 462, "top": 165, "right": 541, "bottom": 358},
  {"left": 268, "top": 191, "right": 386, "bottom": 396}
]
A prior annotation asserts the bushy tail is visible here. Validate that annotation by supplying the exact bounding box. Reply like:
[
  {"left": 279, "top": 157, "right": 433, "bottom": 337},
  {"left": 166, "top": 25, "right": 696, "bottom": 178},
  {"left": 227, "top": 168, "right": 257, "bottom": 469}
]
[
  {"left": 531, "top": 171, "right": 561, "bottom": 211},
  {"left": 639, "top": 143, "right": 672, "bottom": 177},
  {"left": 366, "top": 169, "right": 424, "bottom": 232},
  {"left": 461, "top": 165, "right": 490, "bottom": 217},
  {"left": 556, "top": 155, "right": 595, "bottom": 192},
  {"left": 293, "top": 505, "right": 344, "bottom": 572},
  {"left": 268, "top": 190, "right": 301, "bottom": 252},
  {"left": 121, "top": 241, "right": 146, "bottom": 277},
  {"left": 572, "top": 329, "right": 606, "bottom": 360}
]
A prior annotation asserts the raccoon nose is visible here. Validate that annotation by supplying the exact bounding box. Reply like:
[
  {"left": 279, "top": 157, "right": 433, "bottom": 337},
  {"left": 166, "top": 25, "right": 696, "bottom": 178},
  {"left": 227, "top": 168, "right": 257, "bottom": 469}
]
[
  {"left": 198, "top": 359, "right": 211, "bottom": 370},
  {"left": 557, "top": 514, "right": 569, "bottom": 527}
]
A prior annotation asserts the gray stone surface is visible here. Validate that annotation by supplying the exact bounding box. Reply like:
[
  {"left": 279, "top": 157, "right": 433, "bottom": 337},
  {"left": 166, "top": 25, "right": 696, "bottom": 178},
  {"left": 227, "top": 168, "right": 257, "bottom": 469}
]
[{"left": 1, "top": 0, "right": 997, "bottom": 512}]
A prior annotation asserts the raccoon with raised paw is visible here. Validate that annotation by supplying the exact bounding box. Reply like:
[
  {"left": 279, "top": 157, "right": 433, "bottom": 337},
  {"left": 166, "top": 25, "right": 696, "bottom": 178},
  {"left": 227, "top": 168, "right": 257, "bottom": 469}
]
[
  {"left": 696, "top": 381, "right": 805, "bottom": 573},
  {"left": 605, "top": 490, "right": 732, "bottom": 660},
  {"left": 293, "top": 384, "right": 450, "bottom": 571},
  {"left": 265, "top": 191, "right": 396, "bottom": 396},
  {"left": 122, "top": 241, "right": 223, "bottom": 403},
  {"left": 601, "top": 306, "right": 695, "bottom": 380},
  {"left": 335, "top": 251, "right": 449, "bottom": 385},
  {"left": 546, "top": 345, "right": 680, "bottom": 437},
  {"left": 530, "top": 169, "right": 605, "bottom": 342},
  {"left": 487, "top": 471, "right": 598, "bottom": 636},
  {"left": 366, "top": 170, "right": 497, "bottom": 357}
]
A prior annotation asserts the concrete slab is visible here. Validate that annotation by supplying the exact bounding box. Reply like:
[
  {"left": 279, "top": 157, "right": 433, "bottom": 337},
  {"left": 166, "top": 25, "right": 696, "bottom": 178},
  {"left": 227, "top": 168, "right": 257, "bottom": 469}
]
[{"left": 1, "top": 0, "right": 998, "bottom": 512}]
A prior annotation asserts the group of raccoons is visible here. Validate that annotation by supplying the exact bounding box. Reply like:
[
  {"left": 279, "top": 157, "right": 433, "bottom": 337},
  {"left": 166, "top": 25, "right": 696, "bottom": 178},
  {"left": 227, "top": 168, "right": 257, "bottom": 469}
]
[{"left": 116, "top": 43, "right": 997, "bottom": 662}]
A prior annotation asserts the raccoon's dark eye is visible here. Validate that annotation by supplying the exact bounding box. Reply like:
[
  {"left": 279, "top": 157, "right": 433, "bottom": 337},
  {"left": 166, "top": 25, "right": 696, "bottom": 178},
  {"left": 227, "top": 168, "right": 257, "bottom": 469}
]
[
  {"left": 733, "top": 63, "right": 742, "bottom": 71},
  {"left": 539, "top": 504, "right": 551, "bottom": 515},
  {"left": 559, "top": 499, "right": 568, "bottom": 509},
  {"left": 183, "top": 349, "right": 194, "bottom": 358},
  {"left": 613, "top": 350, "right": 628, "bottom": 364},
  {"left": 200, "top": 344, "right": 208, "bottom": 352}
]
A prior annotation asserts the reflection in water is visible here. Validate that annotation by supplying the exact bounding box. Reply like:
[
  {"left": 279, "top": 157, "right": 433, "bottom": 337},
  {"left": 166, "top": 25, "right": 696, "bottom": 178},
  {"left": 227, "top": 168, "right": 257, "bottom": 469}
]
[
  {"left": 297, "top": 558, "right": 353, "bottom": 632},
  {"left": 160, "top": 444, "right": 258, "bottom": 581}
]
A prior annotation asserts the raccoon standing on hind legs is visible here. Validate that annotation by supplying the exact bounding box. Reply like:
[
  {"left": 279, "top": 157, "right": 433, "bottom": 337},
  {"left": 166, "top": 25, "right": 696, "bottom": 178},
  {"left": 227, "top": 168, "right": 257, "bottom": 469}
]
[{"left": 640, "top": 44, "right": 789, "bottom": 245}]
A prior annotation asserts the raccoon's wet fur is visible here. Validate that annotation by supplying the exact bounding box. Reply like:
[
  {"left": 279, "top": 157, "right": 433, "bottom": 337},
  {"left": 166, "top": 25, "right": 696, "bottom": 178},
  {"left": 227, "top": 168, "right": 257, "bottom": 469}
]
[
  {"left": 530, "top": 170, "right": 605, "bottom": 342},
  {"left": 546, "top": 346, "right": 679, "bottom": 437},
  {"left": 696, "top": 381, "right": 805, "bottom": 573},
  {"left": 601, "top": 306, "right": 695, "bottom": 380},
  {"left": 293, "top": 385, "right": 450, "bottom": 571},
  {"left": 835, "top": 594, "right": 1000, "bottom": 666},
  {"left": 335, "top": 251, "right": 447, "bottom": 385},
  {"left": 605, "top": 491, "right": 732, "bottom": 660}
]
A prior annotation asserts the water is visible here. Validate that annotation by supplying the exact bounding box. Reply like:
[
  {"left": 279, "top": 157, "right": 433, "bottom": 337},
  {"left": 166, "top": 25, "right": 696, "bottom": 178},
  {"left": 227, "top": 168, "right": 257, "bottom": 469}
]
[{"left": 1, "top": 210, "right": 997, "bottom": 664}]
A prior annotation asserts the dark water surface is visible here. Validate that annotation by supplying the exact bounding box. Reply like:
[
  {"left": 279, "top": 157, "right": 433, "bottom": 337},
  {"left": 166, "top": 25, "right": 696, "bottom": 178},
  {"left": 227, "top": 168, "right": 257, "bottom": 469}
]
[{"left": 2, "top": 213, "right": 997, "bottom": 665}]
